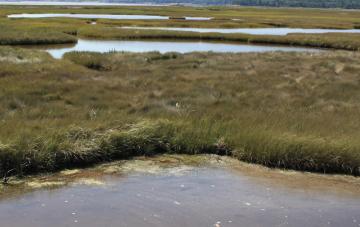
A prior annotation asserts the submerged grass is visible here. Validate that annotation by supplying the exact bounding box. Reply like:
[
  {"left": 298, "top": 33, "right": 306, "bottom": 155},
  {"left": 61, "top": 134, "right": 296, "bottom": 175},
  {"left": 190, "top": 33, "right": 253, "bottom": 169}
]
[{"left": 0, "top": 47, "right": 360, "bottom": 176}]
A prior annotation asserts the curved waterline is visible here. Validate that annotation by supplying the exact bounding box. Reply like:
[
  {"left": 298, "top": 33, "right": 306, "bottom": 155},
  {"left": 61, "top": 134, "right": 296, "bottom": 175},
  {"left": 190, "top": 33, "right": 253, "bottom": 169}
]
[
  {"left": 33, "top": 39, "right": 323, "bottom": 59},
  {"left": 120, "top": 26, "right": 360, "bottom": 36},
  {"left": 0, "top": 155, "right": 359, "bottom": 227}
]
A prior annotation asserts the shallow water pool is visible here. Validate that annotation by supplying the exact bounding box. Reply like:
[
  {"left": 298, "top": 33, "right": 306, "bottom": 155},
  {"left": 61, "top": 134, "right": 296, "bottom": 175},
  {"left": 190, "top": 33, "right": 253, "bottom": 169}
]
[
  {"left": 0, "top": 155, "right": 359, "bottom": 227},
  {"left": 29, "top": 39, "right": 323, "bottom": 59},
  {"left": 7, "top": 13, "right": 212, "bottom": 20},
  {"left": 120, "top": 26, "right": 360, "bottom": 36}
]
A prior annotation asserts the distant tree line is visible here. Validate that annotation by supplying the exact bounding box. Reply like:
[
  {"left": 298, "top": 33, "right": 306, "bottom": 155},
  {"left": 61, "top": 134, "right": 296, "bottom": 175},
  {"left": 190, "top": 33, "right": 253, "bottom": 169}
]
[
  {"left": 104, "top": 0, "right": 360, "bottom": 8},
  {"left": 231, "top": 0, "right": 360, "bottom": 9},
  {"left": 105, "top": 0, "right": 232, "bottom": 5}
]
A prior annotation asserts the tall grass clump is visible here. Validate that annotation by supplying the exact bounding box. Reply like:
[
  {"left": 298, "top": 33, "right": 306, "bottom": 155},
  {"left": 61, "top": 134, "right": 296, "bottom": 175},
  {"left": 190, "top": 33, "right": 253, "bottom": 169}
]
[
  {"left": 231, "top": 130, "right": 360, "bottom": 175},
  {"left": 64, "top": 52, "right": 111, "bottom": 71},
  {"left": 1, "top": 120, "right": 359, "bottom": 177},
  {"left": 0, "top": 120, "right": 232, "bottom": 177}
]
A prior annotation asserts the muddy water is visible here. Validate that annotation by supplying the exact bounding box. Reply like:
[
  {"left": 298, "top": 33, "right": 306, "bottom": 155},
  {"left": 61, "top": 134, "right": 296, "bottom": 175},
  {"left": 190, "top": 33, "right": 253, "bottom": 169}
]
[
  {"left": 120, "top": 26, "right": 360, "bottom": 36},
  {"left": 0, "top": 155, "right": 359, "bottom": 227},
  {"left": 29, "top": 39, "right": 322, "bottom": 59}
]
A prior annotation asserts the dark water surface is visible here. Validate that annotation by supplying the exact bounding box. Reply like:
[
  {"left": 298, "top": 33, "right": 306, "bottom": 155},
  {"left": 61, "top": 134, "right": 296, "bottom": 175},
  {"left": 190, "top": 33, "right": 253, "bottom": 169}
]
[{"left": 0, "top": 155, "right": 359, "bottom": 227}]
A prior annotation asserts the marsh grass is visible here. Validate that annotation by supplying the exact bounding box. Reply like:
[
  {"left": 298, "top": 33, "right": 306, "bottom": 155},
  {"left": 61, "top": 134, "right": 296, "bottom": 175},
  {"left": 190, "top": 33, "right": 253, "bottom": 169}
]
[
  {"left": 2, "top": 5, "right": 360, "bottom": 48},
  {"left": 0, "top": 23, "right": 77, "bottom": 45},
  {"left": 1, "top": 5, "right": 360, "bottom": 176},
  {"left": 1, "top": 47, "right": 360, "bottom": 177},
  {"left": 2, "top": 5, "right": 360, "bottom": 29}
]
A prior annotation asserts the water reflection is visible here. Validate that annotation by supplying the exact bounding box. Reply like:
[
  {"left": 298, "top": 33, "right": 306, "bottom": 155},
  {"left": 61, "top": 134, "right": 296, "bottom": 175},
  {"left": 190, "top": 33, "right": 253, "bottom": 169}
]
[
  {"left": 34, "top": 39, "right": 322, "bottom": 59},
  {"left": 121, "top": 26, "right": 360, "bottom": 36},
  {"left": 8, "top": 14, "right": 212, "bottom": 21}
]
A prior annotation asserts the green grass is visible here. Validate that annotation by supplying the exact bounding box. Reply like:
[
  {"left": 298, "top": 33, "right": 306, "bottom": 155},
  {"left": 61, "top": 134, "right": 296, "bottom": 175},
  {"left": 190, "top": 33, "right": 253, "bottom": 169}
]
[{"left": 0, "top": 47, "right": 360, "bottom": 177}]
